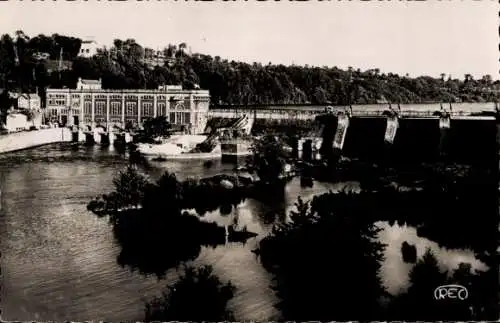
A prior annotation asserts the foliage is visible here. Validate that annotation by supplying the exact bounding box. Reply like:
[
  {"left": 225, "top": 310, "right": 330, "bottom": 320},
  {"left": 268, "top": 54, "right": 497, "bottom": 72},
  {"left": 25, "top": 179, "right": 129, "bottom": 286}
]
[
  {"left": 246, "top": 135, "right": 289, "bottom": 185},
  {"left": 387, "top": 249, "right": 498, "bottom": 321},
  {"left": 145, "top": 265, "right": 236, "bottom": 322},
  {"left": 87, "top": 167, "right": 251, "bottom": 277},
  {"left": 111, "top": 165, "right": 149, "bottom": 209},
  {"left": 1, "top": 32, "right": 499, "bottom": 106},
  {"left": 257, "top": 159, "right": 498, "bottom": 321},
  {"left": 135, "top": 116, "right": 172, "bottom": 143},
  {"left": 258, "top": 192, "right": 387, "bottom": 321},
  {"left": 0, "top": 89, "right": 13, "bottom": 109}
]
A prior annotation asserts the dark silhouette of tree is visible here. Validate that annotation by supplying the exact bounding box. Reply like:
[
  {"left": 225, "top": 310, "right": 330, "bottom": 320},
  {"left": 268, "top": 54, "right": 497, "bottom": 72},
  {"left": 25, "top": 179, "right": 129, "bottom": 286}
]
[
  {"left": 386, "top": 249, "right": 499, "bottom": 321},
  {"left": 145, "top": 265, "right": 236, "bottom": 322},
  {"left": 387, "top": 249, "right": 446, "bottom": 319},
  {"left": 1, "top": 31, "right": 499, "bottom": 104},
  {"left": 87, "top": 167, "right": 252, "bottom": 277},
  {"left": 135, "top": 116, "right": 171, "bottom": 143},
  {"left": 258, "top": 192, "right": 387, "bottom": 321},
  {"left": 111, "top": 165, "right": 149, "bottom": 209}
]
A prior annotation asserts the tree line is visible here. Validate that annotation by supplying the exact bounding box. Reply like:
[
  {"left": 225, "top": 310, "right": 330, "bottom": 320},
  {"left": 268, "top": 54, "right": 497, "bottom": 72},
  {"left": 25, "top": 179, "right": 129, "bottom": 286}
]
[{"left": 0, "top": 31, "right": 498, "bottom": 108}]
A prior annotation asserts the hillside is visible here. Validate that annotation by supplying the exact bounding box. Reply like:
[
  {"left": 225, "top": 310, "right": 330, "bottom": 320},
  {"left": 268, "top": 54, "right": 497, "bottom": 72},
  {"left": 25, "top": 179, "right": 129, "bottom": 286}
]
[{"left": 0, "top": 31, "right": 498, "bottom": 107}]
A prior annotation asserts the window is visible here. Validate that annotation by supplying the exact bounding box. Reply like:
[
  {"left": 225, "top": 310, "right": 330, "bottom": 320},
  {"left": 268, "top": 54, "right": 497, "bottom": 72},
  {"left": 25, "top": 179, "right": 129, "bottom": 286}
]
[
  {"left": 95, "top": 102, "right": 106, "bottom": 116},
  {"left": 126, "top": 102, "right": 137, "bottom": 116},
  {"left": 84, "top": 102, "right": 92, "bottom": 116},
  {"left": 141, "top": 102, "right": 154, "bottom": 116},
  {"left": 176, "top": 112, "right": 183, "bottom": 124},
  {"left": 110, "top": 102, "right": 121, "bottom": 116},
  {"left": 157, "top": 103, "right": 166, "bottom": 116},
  {"left": 86, "top": 49, "right": 89, "bottom": 53},
  {"left": 169, "top": 112, "right": 175, "bottom": 124},
  {"left": 184, "top": 112, "right": 190, "bottom": 124},
  {"left": 174, "top": 103, "right": 185, "bottom": 110}
]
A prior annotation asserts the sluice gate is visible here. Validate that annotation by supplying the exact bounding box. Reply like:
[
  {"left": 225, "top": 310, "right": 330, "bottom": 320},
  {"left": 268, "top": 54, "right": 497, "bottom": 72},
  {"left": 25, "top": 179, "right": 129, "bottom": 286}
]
[{"left": 303, "top": 104, "right": 498, "bottom": 167}]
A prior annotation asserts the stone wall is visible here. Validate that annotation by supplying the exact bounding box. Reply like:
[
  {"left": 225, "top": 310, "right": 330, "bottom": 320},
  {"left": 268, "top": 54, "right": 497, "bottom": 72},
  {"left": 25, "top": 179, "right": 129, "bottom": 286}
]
[{"left": 0, "top": 128, "right": 72, "bottom": 154}]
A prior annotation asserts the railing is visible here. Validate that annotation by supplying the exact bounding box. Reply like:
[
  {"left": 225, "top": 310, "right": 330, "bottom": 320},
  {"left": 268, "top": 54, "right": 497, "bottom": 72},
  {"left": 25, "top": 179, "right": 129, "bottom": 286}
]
[{"left": 209, "top": 102, "right": 499, "bottom": 120}]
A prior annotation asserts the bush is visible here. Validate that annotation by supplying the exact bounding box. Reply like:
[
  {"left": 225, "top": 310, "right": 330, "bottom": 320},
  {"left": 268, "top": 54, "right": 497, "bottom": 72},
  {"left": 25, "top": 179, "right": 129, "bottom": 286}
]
[{"left": 145, "top": 265, "right": 236, "bottom": 322}]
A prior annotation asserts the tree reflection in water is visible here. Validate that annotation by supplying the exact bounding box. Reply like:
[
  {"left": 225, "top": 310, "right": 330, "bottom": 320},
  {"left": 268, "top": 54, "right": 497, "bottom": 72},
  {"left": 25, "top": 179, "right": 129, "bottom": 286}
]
[
  {"left": 258, "top": 161, "right": 498, "bottom": 321},
  {"left": 87, "top": 166, "right": 254, "bottom": 278}
]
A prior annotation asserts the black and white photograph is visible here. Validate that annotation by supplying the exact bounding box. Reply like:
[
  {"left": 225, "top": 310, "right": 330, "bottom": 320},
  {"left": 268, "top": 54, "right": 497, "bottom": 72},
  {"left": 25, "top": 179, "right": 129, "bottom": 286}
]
[{"left": 0, "top": 1, "right": 498, "bottom": 321}]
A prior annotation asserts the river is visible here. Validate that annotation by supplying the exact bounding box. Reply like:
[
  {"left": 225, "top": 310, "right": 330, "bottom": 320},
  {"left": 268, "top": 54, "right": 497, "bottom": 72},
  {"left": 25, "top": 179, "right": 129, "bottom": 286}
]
[{"left": 0, "top": 143, "right": 487, "bottom": 321}]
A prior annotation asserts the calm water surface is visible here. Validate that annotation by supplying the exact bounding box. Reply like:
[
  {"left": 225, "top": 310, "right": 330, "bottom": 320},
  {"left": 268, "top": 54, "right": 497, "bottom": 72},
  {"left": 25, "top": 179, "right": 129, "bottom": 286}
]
[{"left": 0, "top": 143, "right": 485, "bottom": 321}]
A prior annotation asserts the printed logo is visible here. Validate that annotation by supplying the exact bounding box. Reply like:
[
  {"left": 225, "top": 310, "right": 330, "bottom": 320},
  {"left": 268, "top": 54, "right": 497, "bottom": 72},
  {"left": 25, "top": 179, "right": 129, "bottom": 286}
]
[{"left": 434, "top": 284, "right": 469, "bottom": 301}]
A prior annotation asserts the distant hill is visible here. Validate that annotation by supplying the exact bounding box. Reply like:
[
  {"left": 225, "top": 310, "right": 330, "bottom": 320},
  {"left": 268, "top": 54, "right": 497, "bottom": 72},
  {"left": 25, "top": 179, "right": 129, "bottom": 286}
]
[{"left": 0, "top": 31, "right": 498, "bottom": 106}]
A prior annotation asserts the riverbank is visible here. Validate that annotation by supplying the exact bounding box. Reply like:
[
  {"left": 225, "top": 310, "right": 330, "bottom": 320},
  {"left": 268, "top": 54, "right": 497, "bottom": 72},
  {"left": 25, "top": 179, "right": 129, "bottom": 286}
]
[{"left": 0, "top": 128, "right": 72, "bottom": 154}]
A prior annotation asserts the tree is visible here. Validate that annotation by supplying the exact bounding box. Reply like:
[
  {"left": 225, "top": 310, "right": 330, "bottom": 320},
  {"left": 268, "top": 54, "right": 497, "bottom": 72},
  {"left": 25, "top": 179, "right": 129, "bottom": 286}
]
[
  {"left": 1, "top": 31, "right": 498, "bottom": 105},
  {"left": 138, "top": 116, "right": 171, "bottom": 143},
  {"left": 387, "top": 249, "right": 451, "bottom": 320},
  {"left": 246, "top": 135, "right": 288, "bottom": 185},
  {"left": 258, "top": 192, "right": 387, "bottom": 320},
  {"left": 111, "top": 165, "right": 149, "bottom": 209},
  {"left": 0, "top": 89, "right": 13, "bottom": 115},
  {"left": 145, "top": 265, "right": 236, "bottom": 322}
]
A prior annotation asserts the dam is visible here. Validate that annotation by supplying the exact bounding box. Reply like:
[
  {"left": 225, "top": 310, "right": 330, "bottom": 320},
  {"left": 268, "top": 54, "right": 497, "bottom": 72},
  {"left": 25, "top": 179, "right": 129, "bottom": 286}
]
[{"left": 208, "top": 102, "right": 498, "bottom": 166}]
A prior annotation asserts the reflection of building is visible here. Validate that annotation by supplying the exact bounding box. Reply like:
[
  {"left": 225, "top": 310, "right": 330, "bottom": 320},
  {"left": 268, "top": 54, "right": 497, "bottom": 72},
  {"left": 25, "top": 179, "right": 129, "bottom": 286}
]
[{"left": 45, "top": 80, "right": 210, "bottom": 134}]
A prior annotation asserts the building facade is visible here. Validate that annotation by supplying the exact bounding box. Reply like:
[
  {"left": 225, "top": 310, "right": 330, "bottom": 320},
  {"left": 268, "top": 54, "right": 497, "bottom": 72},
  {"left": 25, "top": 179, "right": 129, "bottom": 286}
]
[
  {"left": 16, "top": 93, "right": 41, "bottom": 111},
  {"left": 3, "top": 113, "right": 29, "bottom": 132},
  {"left": 78, "top": 40, "right": 99, "bottom": 58},
  {"left": 45, "top": 80, "right": 211, "bottom": 134}
]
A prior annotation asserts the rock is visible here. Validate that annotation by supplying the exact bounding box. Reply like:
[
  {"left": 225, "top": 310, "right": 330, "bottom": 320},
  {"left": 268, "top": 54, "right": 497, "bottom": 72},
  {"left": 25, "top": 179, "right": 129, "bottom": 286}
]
[
  {"left": 401, "top": 241, "right": 417, "bottom": 263},
  {"left": 220, "top": 179, "right": 234, "bottom": 189}
]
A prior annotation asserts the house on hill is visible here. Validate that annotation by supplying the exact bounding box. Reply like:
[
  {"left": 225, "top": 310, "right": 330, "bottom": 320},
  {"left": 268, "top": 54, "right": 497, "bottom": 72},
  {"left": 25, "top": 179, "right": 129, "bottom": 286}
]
[
  {"left": 78, "top": 40, "right": 99, "bottom": 58},
  {"left": 10, "top": 93, "right": 41, "bottom": 111}
]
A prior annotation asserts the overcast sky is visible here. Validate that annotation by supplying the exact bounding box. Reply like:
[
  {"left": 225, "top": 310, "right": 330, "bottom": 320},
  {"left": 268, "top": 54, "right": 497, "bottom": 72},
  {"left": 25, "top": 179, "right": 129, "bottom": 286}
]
[{"left": 0, "top": 1, "right": 497, "bottom": 79}]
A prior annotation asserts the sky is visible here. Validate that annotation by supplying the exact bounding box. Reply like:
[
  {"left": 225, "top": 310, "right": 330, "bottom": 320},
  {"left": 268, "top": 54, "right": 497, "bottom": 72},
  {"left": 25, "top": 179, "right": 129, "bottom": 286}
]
[{"left": 0, "top": 0, "right": 498, "bottom": 79}]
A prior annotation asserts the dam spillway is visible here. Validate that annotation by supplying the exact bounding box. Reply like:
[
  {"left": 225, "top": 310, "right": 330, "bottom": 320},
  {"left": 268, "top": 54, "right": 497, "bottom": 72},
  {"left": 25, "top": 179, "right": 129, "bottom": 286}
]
[{"left": 334, "top": 117, "right": 497, "bottom": 167}]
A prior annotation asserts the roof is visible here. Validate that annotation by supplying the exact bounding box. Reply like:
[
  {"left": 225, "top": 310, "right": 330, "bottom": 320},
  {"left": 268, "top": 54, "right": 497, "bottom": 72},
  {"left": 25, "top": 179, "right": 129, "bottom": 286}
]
[
  {"left": 80, "top": 79, "right": 101, "bottom": 85},
  {"left": 8, "top": 92, "right": 39, "bottom": 100}
]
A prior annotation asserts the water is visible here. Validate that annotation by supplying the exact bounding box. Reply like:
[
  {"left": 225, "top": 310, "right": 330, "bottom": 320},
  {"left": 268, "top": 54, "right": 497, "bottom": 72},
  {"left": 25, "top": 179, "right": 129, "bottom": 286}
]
[{"left": 0, "top": 143, "right": 486, "bottom": 321}]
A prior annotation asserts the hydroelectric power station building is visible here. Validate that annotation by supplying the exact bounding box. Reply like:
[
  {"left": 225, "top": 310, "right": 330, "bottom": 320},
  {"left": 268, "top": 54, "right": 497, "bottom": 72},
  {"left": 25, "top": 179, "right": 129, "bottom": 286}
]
[{"left": 45, "top": 78, "right": 210, "bottom": 134}]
